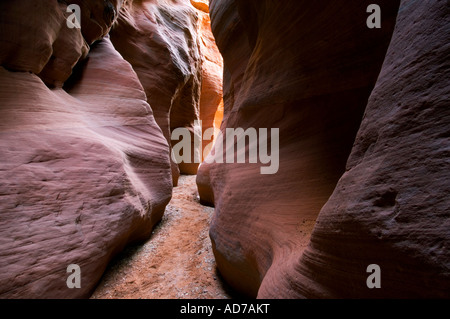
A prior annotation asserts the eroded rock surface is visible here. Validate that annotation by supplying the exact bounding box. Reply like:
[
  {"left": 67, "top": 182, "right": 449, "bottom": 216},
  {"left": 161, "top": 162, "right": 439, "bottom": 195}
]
[
  {"left": 109, "top": 0, "right": 223, "bottom": 182},
  {"left": 110, "top": 0, "right": 203, "bottom": 182},
  {"left": 191, "top": 0, "right": 224, "bottom": 160},
  {"left": 0, "top": 1, "right": 172, "bottom": 298},
  {"left": 270, "top": 0, "right": 450, "bottom": 298},
  {"left": 201, "top": 0, "right": 449, "bottom": 298}
]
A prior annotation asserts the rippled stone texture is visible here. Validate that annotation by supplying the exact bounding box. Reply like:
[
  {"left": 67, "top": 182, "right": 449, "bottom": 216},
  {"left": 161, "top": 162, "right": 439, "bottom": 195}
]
[
  {"left": 191, "top": 0, "right": 224, "bottom": 161},
  {"left": 198, "top": 0, "right": 404, "bottom": 297},
  {"left": 275, "top": 0, "right": 450, "bottom": 298},
  {"left": 0, "top": 1, "right": 172, "bottom": 298},
  {"left": 110, "top": 0, "right": 203, "bottom": 183}
]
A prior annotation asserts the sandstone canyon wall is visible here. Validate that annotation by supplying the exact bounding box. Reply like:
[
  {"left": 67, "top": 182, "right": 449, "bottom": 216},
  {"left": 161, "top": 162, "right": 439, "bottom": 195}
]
[
  {"left": 0, "top": 0, "right": 221, "bottom": 298},
  {"left": 278, "top": 0, "right": 450, "bottom": 299},
  {"left": 191, "top": 0, "right": 224, "bottom": 161},
  {"left": 109, "top": 0, "right": 201, "bottom": 182},
  {"left": 1, "top": 0, "right": 448, "bottom": 300},
  {"left": 198, "top": 0, "right": 449, "bottom": 298},
  {"left": 109, "top": 0, "right": 223, "bottom": 182}
]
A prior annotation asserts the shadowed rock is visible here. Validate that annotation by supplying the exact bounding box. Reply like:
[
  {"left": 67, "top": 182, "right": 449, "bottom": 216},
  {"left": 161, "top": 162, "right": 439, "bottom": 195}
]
[
  {"left": 197, "top": 0, "right": 415, "bottom": 297},
  {"left": 0, "top": 1, "right": 172, "bottom": 298}
]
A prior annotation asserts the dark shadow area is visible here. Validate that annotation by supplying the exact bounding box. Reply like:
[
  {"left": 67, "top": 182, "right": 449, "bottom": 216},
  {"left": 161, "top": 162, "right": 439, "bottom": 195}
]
[{"left": 214, "top": 267, "right": 249, "bottom": 300}]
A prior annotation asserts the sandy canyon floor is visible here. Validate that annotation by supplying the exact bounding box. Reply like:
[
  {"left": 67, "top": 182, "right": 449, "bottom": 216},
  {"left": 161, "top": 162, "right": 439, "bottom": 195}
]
[{"left": 91, "top": 175, "right": 234, "bottom": 299}]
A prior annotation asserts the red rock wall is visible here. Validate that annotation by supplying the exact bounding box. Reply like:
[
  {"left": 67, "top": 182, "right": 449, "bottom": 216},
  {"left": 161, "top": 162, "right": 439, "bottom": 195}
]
[
  {"left": 109, "top": 0, "right": 223, "bottom": 182},
  {"left": 269, "top": 0, "right": 450, "bottom": 298},
  {"left": 109, "top": 0, "right": 201, "bottom": 182},
  {"left": 0, "top": 1, "right": 172, "bottom": 298},
  {"left": 191, "top": 0, "right": 224, "bottom": 161},
  {"left": 198, "top": 0, "right": 405, "bottom": 297}
]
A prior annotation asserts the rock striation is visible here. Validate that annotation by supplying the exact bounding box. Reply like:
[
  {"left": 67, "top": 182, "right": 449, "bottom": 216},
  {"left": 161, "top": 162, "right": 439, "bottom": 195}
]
[
  {"left": 270, "top": 0, "right": 450, "bottom": 298},
  {"left": 191, "top": 0, "right": 224, "bottom": 160},
  {"left": 2, "top": 0, "right": 447, "bottom": 300},
  {"left": 0, "top": 0, "right": 172, "bottom": 298},
  {"left": 196, "top": 0, "right": 449, "bottom": 298},
  {"left": 110, "top": 0, "right": 222, "bottom": 182}
]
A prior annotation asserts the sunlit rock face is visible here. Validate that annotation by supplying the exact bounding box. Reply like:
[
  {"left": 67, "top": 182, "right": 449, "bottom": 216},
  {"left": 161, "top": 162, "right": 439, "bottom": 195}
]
[
  {"left": 0, "top": 1, "right": 172, "bottom": 298},
  {"left": 109, "top": 0, "right": 223, "bottom": 183},
  {"left": 195, "top": 0, "right": 450, "bottom": 298},
  {"left": 110, "top": 0, "right": 198, "bottom": 182},
  {"left": 190, "top": 0, "right": 224, "bottom": 162}
]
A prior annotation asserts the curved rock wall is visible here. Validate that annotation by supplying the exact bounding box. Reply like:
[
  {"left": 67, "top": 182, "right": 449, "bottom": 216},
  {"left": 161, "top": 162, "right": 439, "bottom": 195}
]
[
  {"left": 0, "top": 1, "right": 172, "bottom": 298},
  {"left": 198, "top": 0, "right": 411, "bottom": 297},
  {"left": 202, "top": 0, "right": 449, "bottom": 298},
  {"left": 270, "top": 0, "right": 450, "bottom": 298},
  {"left": 191, "top": 0, "right": 224, "bottom": 161},
  {"left": 110, "top": 0, "right": 222, "bottom": 182},
  {"left": 2, "top": 0, "right": 446, "bottom": 300}
]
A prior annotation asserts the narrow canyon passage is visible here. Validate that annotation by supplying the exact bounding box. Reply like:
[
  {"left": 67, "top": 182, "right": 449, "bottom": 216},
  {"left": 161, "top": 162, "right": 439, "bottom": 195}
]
[
  {"left": 91, "top": 175, "right": 231, "bottom": 299},
  {"left": 0, "top": 0, "right": 448, "bottom": 300}
]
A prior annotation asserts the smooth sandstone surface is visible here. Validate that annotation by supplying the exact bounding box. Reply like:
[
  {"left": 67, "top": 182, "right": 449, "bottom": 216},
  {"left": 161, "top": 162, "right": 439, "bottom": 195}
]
[
  {"left": 69, "top": 0, "right": 122, "bottom": 45},
  {"left": 1, "top": 0, "right": 447, "bottom": 300},
  {"left": 0, "top": 0, "right": 122, "bottom": 87},
  {"left": 110, "top": 0, "right": 223, "bottom": 181},
  {"left": 191, "top": 0, "right": 224, "bottom": 161},
  {"left": 195, "top": 0, "right": 446, "bottom": 298},
  {"left": 110, "top": 0, "right": 203, "bottom": 182},
  {"left": 0, "top": 1, "right": 172, "bottom": 298},
  {"left": 0, "top": 0, "right": 222, "bottom": 299},
  {"left": 271, "top": 0, "right": 450, "bottom": 298}
]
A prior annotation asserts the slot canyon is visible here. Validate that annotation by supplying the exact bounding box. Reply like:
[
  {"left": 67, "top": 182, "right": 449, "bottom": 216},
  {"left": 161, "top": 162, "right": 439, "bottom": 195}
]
[{"left": 0, "top": 0, "right": 448, "bottom": 299}]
